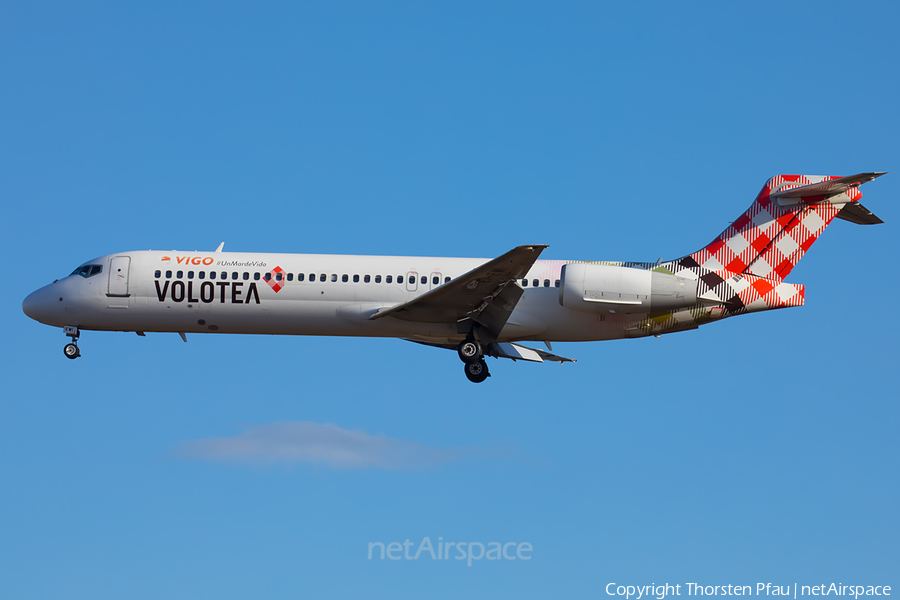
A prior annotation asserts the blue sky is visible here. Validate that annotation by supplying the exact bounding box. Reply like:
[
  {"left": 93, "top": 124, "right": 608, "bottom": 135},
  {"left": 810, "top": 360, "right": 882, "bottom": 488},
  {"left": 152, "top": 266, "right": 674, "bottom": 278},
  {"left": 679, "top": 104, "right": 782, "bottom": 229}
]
[{"left": 2, "top": 2, "right": 898, "bottom": 598}]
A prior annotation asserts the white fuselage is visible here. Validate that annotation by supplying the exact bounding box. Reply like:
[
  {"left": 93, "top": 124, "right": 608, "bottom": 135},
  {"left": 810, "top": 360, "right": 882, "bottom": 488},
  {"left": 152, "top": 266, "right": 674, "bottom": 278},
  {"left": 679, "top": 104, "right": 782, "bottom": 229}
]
[{"left": 24, "top": 250, "right": 650, "bottom": 344}]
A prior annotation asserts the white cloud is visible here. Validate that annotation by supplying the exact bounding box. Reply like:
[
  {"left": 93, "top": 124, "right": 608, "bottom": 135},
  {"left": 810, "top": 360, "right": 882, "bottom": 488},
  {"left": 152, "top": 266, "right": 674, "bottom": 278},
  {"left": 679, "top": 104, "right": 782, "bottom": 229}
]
[{"left": 177, "top": 421, "right": 497, "bottom": 470}]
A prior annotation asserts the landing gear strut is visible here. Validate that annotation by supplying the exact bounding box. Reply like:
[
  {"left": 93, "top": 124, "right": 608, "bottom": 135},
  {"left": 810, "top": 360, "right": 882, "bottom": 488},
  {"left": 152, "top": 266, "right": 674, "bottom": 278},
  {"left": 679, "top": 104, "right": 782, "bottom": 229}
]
[
  {"left": 464, "top": 358, "right": 490, "bottom": 383},
  {"left": 63, "top": 326, "right": 81, "bottom": 359}
]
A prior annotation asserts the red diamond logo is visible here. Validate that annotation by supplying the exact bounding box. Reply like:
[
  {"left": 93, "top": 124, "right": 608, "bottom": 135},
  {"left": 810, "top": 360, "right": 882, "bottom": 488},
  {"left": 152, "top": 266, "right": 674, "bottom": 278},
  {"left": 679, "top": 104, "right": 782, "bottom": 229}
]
[{"left": 265, "top": 266, "right": 285, "bottom": 292}]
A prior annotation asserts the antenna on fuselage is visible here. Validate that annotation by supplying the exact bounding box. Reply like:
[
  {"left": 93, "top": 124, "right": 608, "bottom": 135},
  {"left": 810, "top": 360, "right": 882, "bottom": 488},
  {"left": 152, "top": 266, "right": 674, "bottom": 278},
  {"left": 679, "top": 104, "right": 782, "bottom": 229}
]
[{"left": 215, "top": 242, "right": 225, "bottom": 252}]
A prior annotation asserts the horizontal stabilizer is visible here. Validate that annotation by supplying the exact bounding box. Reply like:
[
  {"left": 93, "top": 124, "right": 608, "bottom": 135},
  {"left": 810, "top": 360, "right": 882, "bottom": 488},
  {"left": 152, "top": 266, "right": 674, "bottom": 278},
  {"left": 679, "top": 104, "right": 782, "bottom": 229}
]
[
  {"left": 835, "top": 202, "right": 884, "bottom": 225},
  {"left": 771, "top": 172, "right": 887, "bottom": 199}
]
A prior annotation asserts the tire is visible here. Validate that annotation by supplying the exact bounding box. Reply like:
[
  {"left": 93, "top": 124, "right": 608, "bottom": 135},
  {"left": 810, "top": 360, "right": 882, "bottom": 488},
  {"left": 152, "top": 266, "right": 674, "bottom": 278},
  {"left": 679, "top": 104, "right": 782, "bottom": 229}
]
[
  {"left": 464, "top": 359, "right": 490, "bottom": 383},
  {"left": 63, "top": 343, "right": 80, "bottom": 359},
  {"left": 457, "top": 339, "right": 482, "bottom": 364}
]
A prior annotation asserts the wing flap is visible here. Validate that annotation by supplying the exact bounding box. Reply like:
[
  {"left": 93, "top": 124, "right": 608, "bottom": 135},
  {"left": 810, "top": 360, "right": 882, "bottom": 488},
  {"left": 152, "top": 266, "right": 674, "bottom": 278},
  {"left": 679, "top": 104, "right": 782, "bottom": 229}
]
[{"left": 489, "top": 342, "right": 576, "bottom": 363}]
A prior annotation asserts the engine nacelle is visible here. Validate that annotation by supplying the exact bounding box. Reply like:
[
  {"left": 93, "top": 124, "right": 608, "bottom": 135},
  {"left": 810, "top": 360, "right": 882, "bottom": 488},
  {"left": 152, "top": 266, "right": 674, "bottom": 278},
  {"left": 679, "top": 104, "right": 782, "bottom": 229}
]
[{"left": 559, "top": 263, "right": 697, "bottom": 314}]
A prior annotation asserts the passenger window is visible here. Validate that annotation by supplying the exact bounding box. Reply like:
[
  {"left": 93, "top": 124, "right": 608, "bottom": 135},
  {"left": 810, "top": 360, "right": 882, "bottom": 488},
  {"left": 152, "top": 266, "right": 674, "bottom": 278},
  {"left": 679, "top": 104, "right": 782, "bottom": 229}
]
[
  {"left": 232, "top": 272, "right": 238, "bottom": 280},
  {"left": 421, "top": 275, "right": 427, "bottom": 284},
  {"left": 166, "top": 270, "right": 173, "bottom": 278},
  {"left": 353, "top": 274, "right": 359, "bottom": 283},
  {"left": 522, "top": 279, "right": 528, "bottom": 287},
  {"left": 276, "top": 273, "right": 283, "bottom": 281},
  {"left": 298, "top": 273, "right": 305, "bottom": 282},
  {"left": 198, "top": 271, "right": 205, "bottom": 280},
  {"left": 154, "top": 270, "right": 161, "bottom": 278},
  {"left": 544, "top": 279, "right": 550, "bottom": 287},
  {"left": 444, "top": 276, "right": 451, "bottom": 283},
  {"left": 209, "top": 271, "right": 215, "bottom": 279},
  {"left": 342, "top": 274, "right": 348, "bottom": 283},
  {"left": 287, "top": 273, "right": 293, "bottom": 281},
  {"left": 398, "top": 275, "right": 404, "bottom": 284},
  {"left": 220, "top": 272, "right": 227, "bottom": 280},
  {"left": 254, "top": 272, "right": 261, "bottom": 280},
  {"left": 386, "top": 275, "right": 392, "bottom": 283},
  {"left": 319, "top": 274, "right": 326, "bottom": 282},
  {"left": 331, "top": 274, "right": 337, "bottom": 282},
  {"left": 188, "top": 271, "right": 194, "bottom": 279},
  {"left": 555, "top": 279, "right": 560, "bottom": 287},
  {"left": 374, "top": 275, "right": 380, "bottom": 283},
  {"left": 532, "top": 279, "right": 539, "bottom": 287},
  {"left": 243, "top": 272, "right": 250, "bottom": 280},
  {"left": 433, "top": 276, "right": 439, "bottom": 284},
  {"left": 177, "top": 271, "right": 183, "bottom": 278},
  {"left": 264, "top": 273, "right": 272, "bottom": 281}
]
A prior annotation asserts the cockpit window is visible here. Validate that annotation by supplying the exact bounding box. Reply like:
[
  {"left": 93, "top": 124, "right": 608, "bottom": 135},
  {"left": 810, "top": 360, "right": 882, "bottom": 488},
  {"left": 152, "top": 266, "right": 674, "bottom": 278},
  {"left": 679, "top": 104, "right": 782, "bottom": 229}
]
[{"left": 70, "top": 264, "right": 103, "bottom": 278}]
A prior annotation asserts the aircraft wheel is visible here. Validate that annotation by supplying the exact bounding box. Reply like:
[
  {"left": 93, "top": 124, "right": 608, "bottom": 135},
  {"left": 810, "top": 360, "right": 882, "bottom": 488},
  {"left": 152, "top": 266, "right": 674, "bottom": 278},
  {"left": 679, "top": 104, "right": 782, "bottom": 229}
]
[
  {"left": 464, "top": 359, "right": 490, "bottom": 383},
  {"left": 63, "top": 343, "right": 80, "bottom": 359},
  {"left": 457, "top": 339, "right": 482, "bottom": 363}
]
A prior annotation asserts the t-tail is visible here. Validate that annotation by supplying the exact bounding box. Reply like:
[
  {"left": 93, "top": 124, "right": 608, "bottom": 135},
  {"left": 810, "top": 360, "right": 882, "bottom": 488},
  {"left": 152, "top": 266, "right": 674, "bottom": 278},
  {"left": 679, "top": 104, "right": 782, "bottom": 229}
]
[
  {"left": 687, "top": 172, "right": 886, "bottom": 279},
  {"left": 662, "top": 172, "right": 886, "bottom": 317}
]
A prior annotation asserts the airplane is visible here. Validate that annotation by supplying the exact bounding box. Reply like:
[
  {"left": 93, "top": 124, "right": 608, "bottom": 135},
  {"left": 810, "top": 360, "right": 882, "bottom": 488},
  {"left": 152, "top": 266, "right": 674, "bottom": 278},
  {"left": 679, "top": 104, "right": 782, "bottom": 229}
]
[{"left": 23, "top": 172, "right": 886, "bottom": 383}]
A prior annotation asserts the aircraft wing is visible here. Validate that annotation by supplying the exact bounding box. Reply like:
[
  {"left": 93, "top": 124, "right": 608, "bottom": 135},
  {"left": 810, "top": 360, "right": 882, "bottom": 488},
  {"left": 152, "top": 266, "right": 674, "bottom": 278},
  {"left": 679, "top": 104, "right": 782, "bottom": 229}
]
[{"left": 370, "top": 245, "right": 548, "bottom": 338}]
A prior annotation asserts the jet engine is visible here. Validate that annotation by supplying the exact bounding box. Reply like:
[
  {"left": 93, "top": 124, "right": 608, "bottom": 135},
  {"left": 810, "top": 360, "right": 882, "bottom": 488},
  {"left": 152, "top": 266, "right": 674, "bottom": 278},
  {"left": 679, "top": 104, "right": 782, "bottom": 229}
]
[{"left": 559, "top": 263, "right": 697, "bottom": 314}]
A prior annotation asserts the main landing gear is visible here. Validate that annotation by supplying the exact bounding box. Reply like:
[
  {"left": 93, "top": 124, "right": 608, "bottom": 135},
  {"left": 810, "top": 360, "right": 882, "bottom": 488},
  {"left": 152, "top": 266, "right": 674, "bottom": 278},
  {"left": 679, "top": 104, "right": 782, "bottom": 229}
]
[
  {"left": 458, "top": 338, "right": 490, "bottom": 383},
  {"left": 63, "top": 326, "right": 81, "bottom": 359},
  {"left": 464, "top": 359, "right": 490, "bottom": 383}
]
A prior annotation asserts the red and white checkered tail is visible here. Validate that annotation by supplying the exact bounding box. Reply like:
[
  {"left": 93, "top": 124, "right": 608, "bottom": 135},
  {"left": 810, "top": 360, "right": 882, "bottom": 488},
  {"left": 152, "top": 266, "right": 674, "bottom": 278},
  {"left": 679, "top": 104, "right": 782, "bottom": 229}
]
[{"left": 686, "top": 172, "right": 886, "bottom": 281}]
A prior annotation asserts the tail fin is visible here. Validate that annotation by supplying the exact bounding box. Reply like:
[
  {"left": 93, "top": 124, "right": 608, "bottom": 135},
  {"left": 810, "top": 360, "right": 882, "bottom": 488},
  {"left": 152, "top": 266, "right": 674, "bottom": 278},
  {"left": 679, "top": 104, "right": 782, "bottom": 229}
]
[{"left": 685, "top": 172, "right": 886, "bottom": 281}]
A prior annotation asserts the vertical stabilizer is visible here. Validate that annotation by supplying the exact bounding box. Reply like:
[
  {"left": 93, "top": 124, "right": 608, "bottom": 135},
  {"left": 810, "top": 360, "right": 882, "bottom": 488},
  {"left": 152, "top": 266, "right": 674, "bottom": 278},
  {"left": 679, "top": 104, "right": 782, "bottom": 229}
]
[{"left": 685, "top": 173, "right": 885, "bottom": 282}]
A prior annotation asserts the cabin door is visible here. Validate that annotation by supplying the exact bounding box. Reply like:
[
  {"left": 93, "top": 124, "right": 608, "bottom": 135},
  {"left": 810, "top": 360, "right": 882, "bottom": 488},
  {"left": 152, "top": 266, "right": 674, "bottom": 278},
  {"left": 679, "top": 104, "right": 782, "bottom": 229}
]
[{"left": 108, "top": 256, "right": 131, "bottom": 297}]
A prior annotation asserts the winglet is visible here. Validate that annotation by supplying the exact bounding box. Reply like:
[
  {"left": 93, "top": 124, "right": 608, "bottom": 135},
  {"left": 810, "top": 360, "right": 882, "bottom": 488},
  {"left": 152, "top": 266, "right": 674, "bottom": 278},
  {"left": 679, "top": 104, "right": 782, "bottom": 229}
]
[{"left": 215, "top": 242, "right": 225, "bottom": 253}]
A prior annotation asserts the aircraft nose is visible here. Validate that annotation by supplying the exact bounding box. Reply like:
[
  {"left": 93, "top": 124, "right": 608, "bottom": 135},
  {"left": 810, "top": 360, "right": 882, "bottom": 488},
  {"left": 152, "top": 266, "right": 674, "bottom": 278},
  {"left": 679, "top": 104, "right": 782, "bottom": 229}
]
[
  {"left": 22, "top": 289, "right": 40, "bottom": 320},
  {"left": 23, "top": 284, "right": 58, "bottom": 324}
]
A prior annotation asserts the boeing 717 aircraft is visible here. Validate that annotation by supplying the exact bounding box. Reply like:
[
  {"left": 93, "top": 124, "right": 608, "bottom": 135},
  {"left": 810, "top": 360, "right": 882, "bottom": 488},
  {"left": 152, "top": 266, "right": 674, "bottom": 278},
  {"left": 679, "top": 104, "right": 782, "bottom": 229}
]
[{"left": 23, "top": 173, "right": 885, "bottom": 382}]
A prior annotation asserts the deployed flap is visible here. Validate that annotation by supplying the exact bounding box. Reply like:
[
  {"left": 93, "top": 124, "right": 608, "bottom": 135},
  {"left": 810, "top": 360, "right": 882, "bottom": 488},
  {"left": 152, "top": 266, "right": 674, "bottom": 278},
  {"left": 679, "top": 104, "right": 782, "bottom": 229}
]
[
  {"left": 489, "top": 342, "right": 576, "bottom": 363},
  {"left": 836, "top": 202, "right": 884, "bottom": 225},
  {"left": 370, "top": 245, "right": 548, "bottom": 336},
  {"left": 405, "top": 339, "right": 576, "bottom": 364},
  {"left": 771, "top": 172, "right": 886, "bottom": 199}
]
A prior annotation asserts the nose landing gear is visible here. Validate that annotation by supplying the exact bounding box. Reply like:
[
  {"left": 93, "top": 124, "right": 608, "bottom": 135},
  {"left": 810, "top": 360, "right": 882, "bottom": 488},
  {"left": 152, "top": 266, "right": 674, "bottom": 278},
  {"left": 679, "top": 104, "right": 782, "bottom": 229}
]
[{"left": 63, "top": 326, "right": 81, "bottom": 359}]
